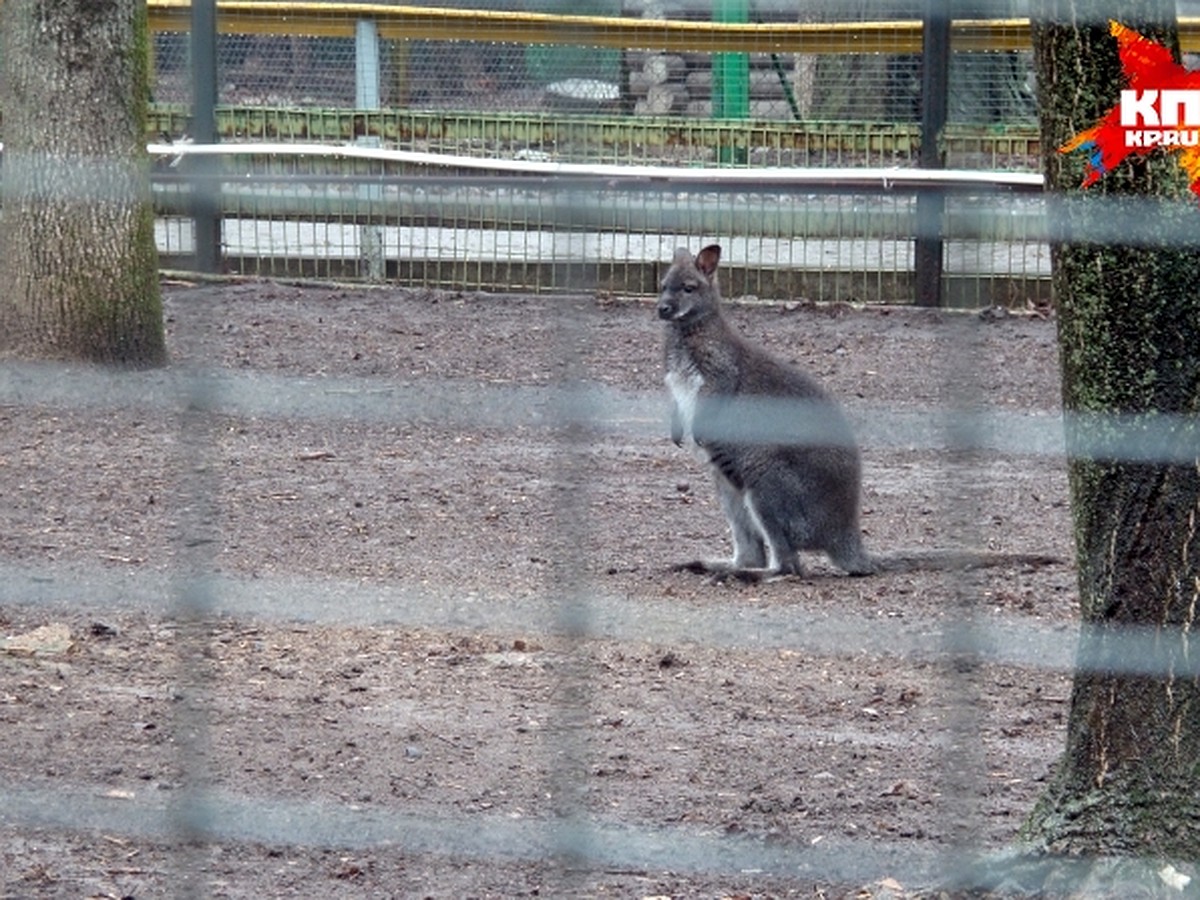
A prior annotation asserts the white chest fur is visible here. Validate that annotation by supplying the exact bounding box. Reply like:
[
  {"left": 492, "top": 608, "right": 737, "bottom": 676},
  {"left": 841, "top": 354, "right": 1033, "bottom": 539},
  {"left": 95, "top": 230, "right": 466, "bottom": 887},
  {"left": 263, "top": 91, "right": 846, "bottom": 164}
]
[{"left": 665, "top": 368, "right": 708, "bottom": 461}]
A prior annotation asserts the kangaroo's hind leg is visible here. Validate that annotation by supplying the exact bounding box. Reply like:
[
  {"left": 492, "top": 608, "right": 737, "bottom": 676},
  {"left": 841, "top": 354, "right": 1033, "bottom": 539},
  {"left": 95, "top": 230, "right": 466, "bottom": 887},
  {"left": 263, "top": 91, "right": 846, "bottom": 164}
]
[
  {"left": 676, "top": 486, "right": 806, "bottom": 582},
  {"left": 740, "top": 487, "right": 804, "bottom": 578},
  {"left": 672, "top": 473, "right": 771, "bottom": 580}
]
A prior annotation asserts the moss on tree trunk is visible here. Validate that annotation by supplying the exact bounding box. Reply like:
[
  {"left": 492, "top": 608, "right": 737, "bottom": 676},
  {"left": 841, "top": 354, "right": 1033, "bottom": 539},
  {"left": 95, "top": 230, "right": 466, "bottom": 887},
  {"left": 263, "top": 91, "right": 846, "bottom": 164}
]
[
  {"left": 0, "top": 0, "right": 165, "bottom": 367},
  {"left": 1025, "top": 1, "right": 1200, "bottom": 861}
]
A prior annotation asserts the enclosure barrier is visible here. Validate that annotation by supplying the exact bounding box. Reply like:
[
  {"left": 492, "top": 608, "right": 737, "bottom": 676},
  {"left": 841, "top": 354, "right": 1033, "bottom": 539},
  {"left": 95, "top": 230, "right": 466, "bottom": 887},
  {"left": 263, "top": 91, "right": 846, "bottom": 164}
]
[
  {"left": 0, "top": 5, "right": 1189, "bottom": 299},
  {"left": 2, "top": 131, "right": 1199, "bottom": 895},
  {"left": 8, "top": 8, "right": 1200, "bottom": 891},
  {"left": 0, "top": 3, "right": 1072, "bottom": 301},
  {"left": 145, "top": 140, "right": 1049, "bottom": 305},
  {"left": 2, "top": 333, "right": 1199, "bottom": 891},
  {"left": 144, "top": 106, "right": 1042, "bottom": 168},
  {"left": 139, "top": 1, "right": 1062, "bottom": 300}
]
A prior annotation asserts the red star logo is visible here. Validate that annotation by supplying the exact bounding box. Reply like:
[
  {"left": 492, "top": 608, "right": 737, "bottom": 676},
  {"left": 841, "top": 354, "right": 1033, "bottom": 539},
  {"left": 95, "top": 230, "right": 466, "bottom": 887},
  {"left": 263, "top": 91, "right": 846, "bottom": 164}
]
[{"left": 1061, "top": 21, "right": 1200, "bottom": 199}]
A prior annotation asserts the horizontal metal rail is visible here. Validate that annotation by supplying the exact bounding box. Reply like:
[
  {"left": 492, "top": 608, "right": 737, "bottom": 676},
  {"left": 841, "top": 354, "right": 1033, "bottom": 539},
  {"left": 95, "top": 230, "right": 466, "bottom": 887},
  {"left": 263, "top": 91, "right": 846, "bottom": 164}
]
[
  {"left": 145, "top": 1, "right": 1200, "bottom": 54},
  {"left": 151, "top": 183, "right": 1045, "bottom": 245},
  {"left": 145, "top": 139, "right": 1045, "bottom": 191}
]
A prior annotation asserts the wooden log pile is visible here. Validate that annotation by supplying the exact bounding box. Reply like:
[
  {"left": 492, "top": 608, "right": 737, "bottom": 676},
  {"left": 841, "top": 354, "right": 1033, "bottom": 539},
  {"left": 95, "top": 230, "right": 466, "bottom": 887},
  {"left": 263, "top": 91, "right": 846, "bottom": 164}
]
[
  {"left": 620, "top": 0, "right": 803, "bottom": 120},
  {"left": 628, "top": 51, "right": 688, "bottom": 116},
  {"left": 626, "top": 49, "right": 801, "bottom": 119}
]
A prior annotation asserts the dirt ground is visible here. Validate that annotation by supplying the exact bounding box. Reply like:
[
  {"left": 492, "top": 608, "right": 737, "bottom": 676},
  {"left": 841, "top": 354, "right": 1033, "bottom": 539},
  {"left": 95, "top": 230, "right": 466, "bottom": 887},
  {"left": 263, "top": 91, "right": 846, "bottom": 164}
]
[{"left": 0, "top": 278, "right": 1081, "bottom": 899}]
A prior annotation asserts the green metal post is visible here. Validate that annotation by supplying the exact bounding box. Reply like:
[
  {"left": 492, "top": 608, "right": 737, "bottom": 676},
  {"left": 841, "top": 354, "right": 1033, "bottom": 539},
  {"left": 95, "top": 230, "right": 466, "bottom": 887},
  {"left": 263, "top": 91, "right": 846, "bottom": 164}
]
[{"left": 713, "top": 0, "right": 749, "bottom": 164}]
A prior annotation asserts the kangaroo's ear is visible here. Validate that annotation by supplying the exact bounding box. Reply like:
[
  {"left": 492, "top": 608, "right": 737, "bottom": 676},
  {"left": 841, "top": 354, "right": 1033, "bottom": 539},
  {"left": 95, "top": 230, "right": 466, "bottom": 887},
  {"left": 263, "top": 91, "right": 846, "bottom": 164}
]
[{"left": 695, "top": 245, "right": 721, "bottom": 281}]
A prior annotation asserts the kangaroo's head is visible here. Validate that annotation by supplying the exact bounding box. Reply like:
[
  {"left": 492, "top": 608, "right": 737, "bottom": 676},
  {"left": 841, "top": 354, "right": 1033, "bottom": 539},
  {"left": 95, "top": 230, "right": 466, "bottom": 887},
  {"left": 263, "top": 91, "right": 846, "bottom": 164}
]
[{"left": 657, "top": 245, "right": 722, "bottom": 325}]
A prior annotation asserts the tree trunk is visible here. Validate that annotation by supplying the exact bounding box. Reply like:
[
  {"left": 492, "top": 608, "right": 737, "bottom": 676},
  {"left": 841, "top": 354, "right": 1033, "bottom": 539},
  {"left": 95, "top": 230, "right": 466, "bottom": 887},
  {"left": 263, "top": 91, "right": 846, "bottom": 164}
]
[
  {"left": 0, "top": 0, "right": 166, "bottom": 367},
  {"left": 1024, "top": 1, "right": 1200, "bottom": 860}
]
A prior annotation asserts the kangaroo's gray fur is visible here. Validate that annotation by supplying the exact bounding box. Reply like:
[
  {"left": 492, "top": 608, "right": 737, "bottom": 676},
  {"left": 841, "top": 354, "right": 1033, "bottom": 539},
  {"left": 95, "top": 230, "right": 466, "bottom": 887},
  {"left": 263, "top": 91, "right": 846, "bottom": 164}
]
[
  {"left": 658, "top": 245, "right": 1064, "bottom": 581},
  {"left": 658, "top": 244, "right": 874, "bottom": 579}
]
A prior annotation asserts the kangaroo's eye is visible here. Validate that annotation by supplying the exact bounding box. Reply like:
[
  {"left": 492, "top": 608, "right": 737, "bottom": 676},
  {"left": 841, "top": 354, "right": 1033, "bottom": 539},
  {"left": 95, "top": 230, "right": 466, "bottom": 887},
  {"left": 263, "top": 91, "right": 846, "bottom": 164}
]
[{"left": 683, "top": 282, "right": 696, "bottom": 293}]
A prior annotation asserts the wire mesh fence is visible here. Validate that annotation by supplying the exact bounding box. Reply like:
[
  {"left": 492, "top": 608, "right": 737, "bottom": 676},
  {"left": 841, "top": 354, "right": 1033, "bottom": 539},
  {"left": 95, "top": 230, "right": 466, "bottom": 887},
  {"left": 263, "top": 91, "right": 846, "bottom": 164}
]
[
  {"left": 135, "top": 0, "right": 1055, "bottom": 303},
  {"left": 148, "top": 141, "right": 1047, "bottom": 304},
  {"left": 1, "top": 268, "right": 1194, "bottom": 895},
  {"left": 2, "top": 287, "right": 1081, "bottom": 897},
  {"left": 148, "top": 0, "right": 1037, "bottom": 126},
  {"left": 8, "top": 3, "right": 1200, "bottom": 897}
]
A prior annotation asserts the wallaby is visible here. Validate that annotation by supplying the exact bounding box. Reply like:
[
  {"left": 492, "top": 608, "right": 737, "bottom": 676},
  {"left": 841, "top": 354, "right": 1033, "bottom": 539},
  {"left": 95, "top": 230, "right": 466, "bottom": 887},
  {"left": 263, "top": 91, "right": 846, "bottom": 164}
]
[
  {"left": 658, "top": 245, "right": 1060, "bottom": 581},
  {"left": 659, "top": 244, "right": 874, "bottom": 579}
]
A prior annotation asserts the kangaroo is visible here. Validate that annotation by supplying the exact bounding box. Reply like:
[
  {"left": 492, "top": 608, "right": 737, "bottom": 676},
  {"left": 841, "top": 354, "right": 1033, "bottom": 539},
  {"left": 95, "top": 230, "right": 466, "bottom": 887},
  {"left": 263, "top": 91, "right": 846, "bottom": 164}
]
[
  {"left": 658, "top": 245, "right": 1063, "bottom": 581},
  {"left": 659, "top": 244, "right": 874, "bottom": 579}
]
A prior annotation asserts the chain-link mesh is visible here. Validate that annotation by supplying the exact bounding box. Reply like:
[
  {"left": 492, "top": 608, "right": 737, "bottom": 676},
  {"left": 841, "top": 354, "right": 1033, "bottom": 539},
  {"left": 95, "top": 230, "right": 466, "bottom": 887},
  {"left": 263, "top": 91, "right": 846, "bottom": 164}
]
[
  {"left": 10, "top": 4, "right": 1200, "bottom": 896},
  {"left": 149, "top": 1, "right": 1037, "bottom": 126},
  {"left": 154, "top": 32, "right": 362, "bottom": 107}
]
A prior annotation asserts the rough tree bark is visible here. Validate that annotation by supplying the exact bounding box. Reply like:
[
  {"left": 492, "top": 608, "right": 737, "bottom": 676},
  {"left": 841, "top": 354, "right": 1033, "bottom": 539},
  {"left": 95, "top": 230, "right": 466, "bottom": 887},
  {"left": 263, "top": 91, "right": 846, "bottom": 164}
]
[
  {"left": 0, "top": 0, "right": 165, "bottom": 367},
  {"left": 1025, "top": 0, "right": 1200, "bottom": 862}
]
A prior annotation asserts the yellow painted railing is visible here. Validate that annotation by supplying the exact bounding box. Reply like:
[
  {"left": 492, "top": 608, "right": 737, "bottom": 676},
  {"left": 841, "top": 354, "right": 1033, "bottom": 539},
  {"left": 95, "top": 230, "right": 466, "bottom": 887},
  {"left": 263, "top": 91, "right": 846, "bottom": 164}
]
[{"left": 146, "top": 1, "right": 1200, "bottom": 55}]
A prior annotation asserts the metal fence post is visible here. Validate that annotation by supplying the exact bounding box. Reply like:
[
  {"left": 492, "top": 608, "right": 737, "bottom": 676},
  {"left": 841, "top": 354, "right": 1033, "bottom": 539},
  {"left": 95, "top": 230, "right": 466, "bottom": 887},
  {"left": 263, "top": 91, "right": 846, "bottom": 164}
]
[
  {"left": 190, "top": 0, "right": 221, "bottom": 273},
  {"left": 356, "top": 17, "right": 386, "bottom": 282},
  {"left": 712, "top": 0, "right": 749, "bottom": 165},
  {"left": 915, "top": 0, "right": 950, "bottom": 307}
]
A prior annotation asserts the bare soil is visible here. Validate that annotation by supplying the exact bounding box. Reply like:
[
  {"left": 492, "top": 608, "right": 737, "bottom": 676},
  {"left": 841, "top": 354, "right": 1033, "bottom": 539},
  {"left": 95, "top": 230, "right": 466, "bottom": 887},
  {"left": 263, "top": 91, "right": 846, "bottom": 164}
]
[{"left": 0, "top": 280, "right": 1079, "bottom": 898}]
